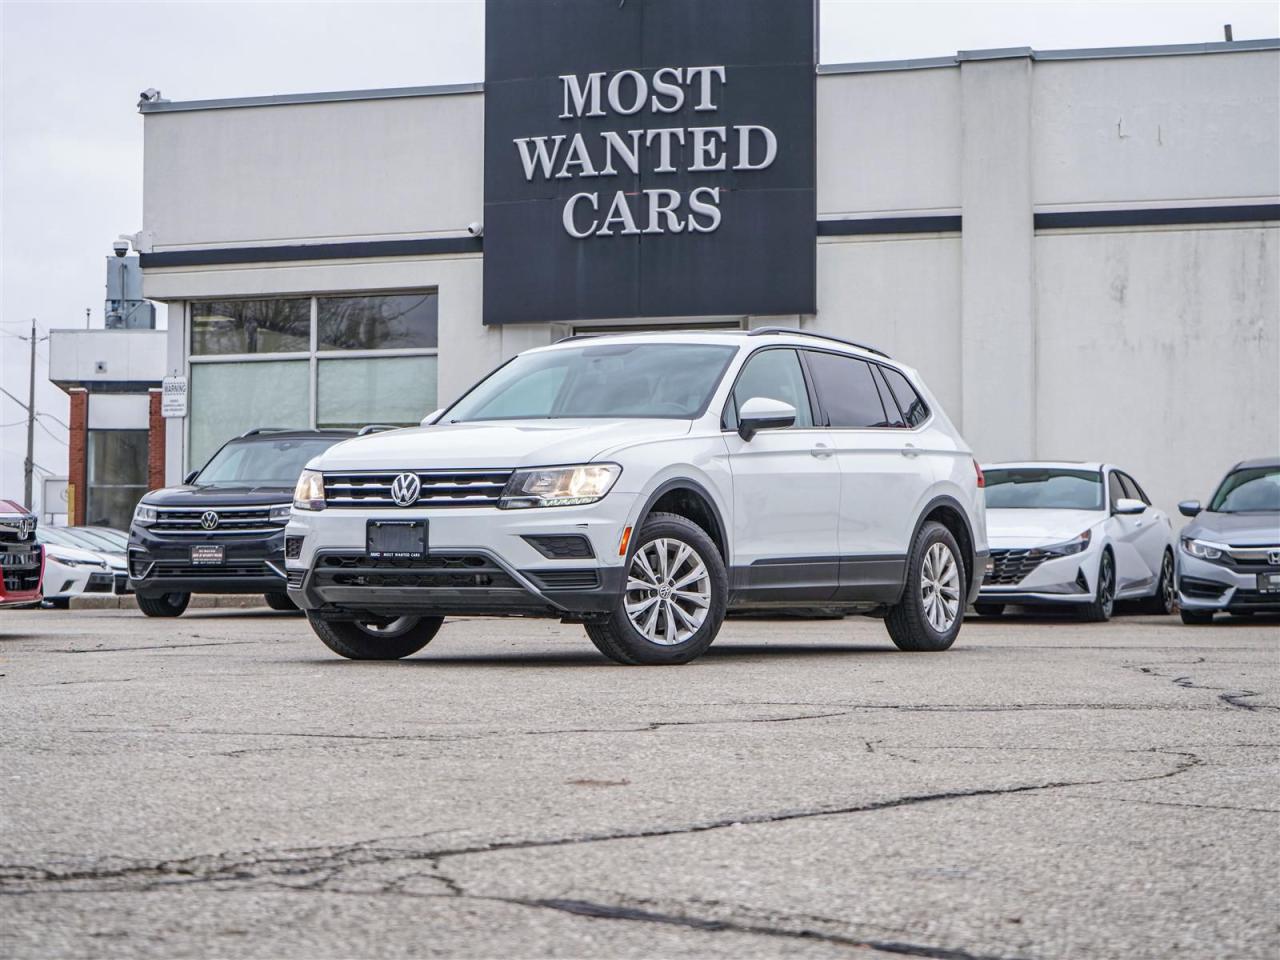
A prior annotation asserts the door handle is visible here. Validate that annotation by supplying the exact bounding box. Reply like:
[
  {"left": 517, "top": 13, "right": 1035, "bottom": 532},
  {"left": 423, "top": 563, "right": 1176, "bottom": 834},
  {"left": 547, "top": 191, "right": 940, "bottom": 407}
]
[
  {"left": 810, "top": 443, "right": 833, "bottom": 459},
  {"left": 901, "top": 443, "right": 919, "bottom": 458}
]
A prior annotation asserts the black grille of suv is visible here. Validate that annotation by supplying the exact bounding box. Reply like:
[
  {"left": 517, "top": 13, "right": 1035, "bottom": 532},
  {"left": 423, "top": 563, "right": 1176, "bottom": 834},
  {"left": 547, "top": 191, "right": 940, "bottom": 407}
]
[
  {"left": 323, "top": 470, "right": 513, "bottom": 508},
  {"left": 985, "top": 549, "right": 1050, "bottom": 586},
  {"left": 149, "top": 506, "right": 286, "bottom": 537},
  {"left": 315, "top": 553, "right": 518, "bottom": 589}
]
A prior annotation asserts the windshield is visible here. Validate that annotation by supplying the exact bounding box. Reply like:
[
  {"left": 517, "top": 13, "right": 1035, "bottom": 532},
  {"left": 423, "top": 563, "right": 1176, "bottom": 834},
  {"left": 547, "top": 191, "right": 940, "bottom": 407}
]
[
  {"left": 37, "top": 527, "right": 100, "bottom": 552},
  {"left": 984, "top": 468, "right": 1105, "bottom": 510},
  {"left": 61, "top": 527, "right": 126, "bottom": 553},
  {"left": 445, "top": 342, "right": 739, "bottom": 422},
  {"left": 1208, "top": 466, "right": 1280, "bottom": 513},
  {"left": 196, "top": 437, "right": 343, "bottom": 486}
]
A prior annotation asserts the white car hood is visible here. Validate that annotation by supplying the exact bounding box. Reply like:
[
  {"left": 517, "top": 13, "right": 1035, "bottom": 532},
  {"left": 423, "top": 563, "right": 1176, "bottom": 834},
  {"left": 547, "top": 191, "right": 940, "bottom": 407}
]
[
  {"left": 44, "top": 543, "right": 108, "bottom": 566},
  {"left": 314, "top": 419, "right": 694, "bottom": 471},
  {"left": 986, "top": 508, "right": 1103, "bottom": 548}
]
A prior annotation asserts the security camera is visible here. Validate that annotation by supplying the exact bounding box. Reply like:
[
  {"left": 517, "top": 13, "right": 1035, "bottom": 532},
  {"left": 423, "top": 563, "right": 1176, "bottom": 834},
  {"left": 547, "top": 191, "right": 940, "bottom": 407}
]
[
  {"left": 138, "top": 88, "right": 161, "bottom": 103},
  {"left": 112, "top": 239, "right": 130, "bottom": 257},
  {"left": 466, "top": 221, "right": 484, "bottom": 237}
]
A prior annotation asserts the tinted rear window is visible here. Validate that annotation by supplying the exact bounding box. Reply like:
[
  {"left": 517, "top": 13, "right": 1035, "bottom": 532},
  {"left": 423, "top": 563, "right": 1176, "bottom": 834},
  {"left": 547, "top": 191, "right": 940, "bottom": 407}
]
[{"left": 805, "top": 351, "right": 891, "bottom": 428}]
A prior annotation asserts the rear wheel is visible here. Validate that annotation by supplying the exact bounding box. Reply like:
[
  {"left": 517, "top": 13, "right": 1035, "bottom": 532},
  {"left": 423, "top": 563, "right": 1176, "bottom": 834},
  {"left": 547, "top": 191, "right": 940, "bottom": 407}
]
[
  {"left": 1142, "top": 550, "right": 1176, "bottom": 615},
  {"left": 137, "top": 592, "right": 190, "bottom": 618},
  {"left": 263, "top": 591, "right": 297, "bottom": 612},
  {"left": 974, "top": 602, "right": 1005, "bottom": 618},
  {"left": 1077, "top": 551, "right": 1115, "bottom": 622},
  {"left": 307, "top": 611, "right": 443, "bottom": 660},
  {"left": 885, "top": 521, "right": 965, "bottom": 651},
  {"left": 1180, "top": 609, "right": 1215, "bottom": 625},
  {"left": 584, "top": 512, "right": 727, "bottom": 665}
]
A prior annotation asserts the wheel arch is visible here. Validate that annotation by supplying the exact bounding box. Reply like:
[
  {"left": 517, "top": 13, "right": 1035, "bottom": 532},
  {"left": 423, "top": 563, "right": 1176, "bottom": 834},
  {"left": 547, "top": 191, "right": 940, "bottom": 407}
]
[
  {"left": 909, "top": 495, "right": 978, "bottom": 591},
  {"left": 634, "top": 478, "right": 729, "bottom": 564}
]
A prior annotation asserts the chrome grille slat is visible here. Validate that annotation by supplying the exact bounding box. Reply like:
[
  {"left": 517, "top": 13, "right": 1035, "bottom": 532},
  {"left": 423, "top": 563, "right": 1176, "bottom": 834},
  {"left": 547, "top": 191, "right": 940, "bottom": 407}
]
[
  {"left": 322, "top": 470, "right": 513, "bottom": 508},
  {"left": 147, "top": 504, "right": 286, "bottom": 537}
]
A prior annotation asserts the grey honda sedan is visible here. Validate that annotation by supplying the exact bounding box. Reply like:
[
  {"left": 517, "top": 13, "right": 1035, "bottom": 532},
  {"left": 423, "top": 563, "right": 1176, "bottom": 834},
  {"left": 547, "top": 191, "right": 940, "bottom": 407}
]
[{"left": 1176, "top": 458, "right": 1280, "bottom": 623}]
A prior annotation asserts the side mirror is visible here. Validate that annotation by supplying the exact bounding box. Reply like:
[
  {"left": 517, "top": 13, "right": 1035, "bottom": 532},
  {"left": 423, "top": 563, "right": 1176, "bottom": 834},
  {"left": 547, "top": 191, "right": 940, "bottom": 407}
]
[
  {"left": 420, "top": 408, "right": 444, "bottom": 427},
  {"left": 183, "top": 471, "right": 198, "bottom": 485},
  {"left": 1114, "top": 497, "right": 1146, "bottom": 516},
  {"left": 737, "top": 397, "right": 796, "bottom": 441},
  {"left": 1178, "top": 500, "right": 1202, "bottom": 518}
]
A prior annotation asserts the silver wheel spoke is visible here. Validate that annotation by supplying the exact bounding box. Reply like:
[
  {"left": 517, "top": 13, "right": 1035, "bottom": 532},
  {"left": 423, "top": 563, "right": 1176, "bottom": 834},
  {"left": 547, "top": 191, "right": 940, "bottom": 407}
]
[
  {"left": 625, "top": 594, "right": 659, "bottom": 617},
  {"left": 625, "top": 536, "right": 712, "bottom": 646},
  {"left": 673, "top": 589, "right": 710, "bottom": 607},
  {"left": 920, "top": 542, "right": 960, "bottom": 633}
]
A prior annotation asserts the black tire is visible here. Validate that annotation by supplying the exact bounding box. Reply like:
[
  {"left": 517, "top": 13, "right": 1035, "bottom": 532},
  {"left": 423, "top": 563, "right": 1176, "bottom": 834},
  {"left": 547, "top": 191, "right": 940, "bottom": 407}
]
[
  {"left": 137, "top": 592, "right": 190, "bottom": 618},
  {"left": 974, "top": 602, "right": 1005, "bottom": 617},
  {"left": 263, "top": 591, "right": 297, "bottom": 612},
  {"left": 1141, "top": 550, "right": 1176, "bottom": 615},
  {"left": 1180, "top": 609, "right": 1215, "bottom": 625},
  {"left": 45, "top": 597, "right": 71, "bottom": 610},
  {"left": 885, "top": 521, "right": 966, "bottom": 651},
  {"left": 306, "top": 610, "right": 443, "bottom": 660},
  {"left": 1077, "top": 550, "right": 1115, "bottom": 622},
  {"left": 584, "top": 512, "right": 727, "bottom": 665}
]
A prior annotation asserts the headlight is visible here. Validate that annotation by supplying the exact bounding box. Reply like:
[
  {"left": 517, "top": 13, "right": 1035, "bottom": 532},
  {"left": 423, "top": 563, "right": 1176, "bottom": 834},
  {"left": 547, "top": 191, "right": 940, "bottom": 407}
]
[
  {"left": 269, "top": 503, "right": 292, "bottom": 522},
  {"left": 1181, "top": 537, "right": 1223, "bottom": 561},
  {"left": 133, "top": 504, "right": 159, "bottom": 526},
  {"left": 59, "top": 556, "right": 107, "bottom": 569},
  {"left": 293, "top": 470, "right": 326, "bottom": 511},
  {"left": 1044, "top": 529, "right": 1092, "bottom": 556},
  {"left": 499, "top": 464, "right": 621, "bottom": 509}
]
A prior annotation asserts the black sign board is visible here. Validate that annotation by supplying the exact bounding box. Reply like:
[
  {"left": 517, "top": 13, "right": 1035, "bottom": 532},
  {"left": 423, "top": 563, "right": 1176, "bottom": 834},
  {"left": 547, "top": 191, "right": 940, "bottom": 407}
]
[{"left": 483, "top": 0, "right": 817, "bottom": 325}]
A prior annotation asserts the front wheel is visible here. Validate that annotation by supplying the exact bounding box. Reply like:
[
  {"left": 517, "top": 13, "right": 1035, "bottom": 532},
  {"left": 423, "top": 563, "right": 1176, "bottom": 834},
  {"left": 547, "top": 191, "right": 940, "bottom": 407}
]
[
  {"left": 584, "top": 512, "right": 727, "bottom": 665},
  {"left": 1077, "top": 550, "right": 1115, "bottom": 622},
  {"left": 137, "top": 592, "right": 190, "bottom": 618},
  {"left": 307, "top": 611, "right": 443, "bottom": 660},
  {"left": 263, "top": 591, "right": 298, "bottom": 612},
  {"left": 885, "top": 521, "right": 965, "bottom": 651},
  {"left": 1141, "top": 550, "right": 1176, "bottom": 615},
  {"left": 974, "top": 602, "right": 1005, "bottom": 618},
  {"left": 1180, "top": 609, "right": 1215, "bottom": 625}
]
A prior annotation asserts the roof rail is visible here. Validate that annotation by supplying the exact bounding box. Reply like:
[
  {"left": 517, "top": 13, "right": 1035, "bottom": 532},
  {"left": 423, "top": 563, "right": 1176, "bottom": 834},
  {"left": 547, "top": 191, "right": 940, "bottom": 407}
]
[
  {"left": 552, "top": 333, "right": 604, "bottom": 344},
  {"left": 747, "top": 326, "right": 890, "bottom": 359},
  {"left": 357, "top": 424, "right": 399, "bottom": 436},
  {"left": 238, "top": 427, "right": 295, "bottom": 438}
]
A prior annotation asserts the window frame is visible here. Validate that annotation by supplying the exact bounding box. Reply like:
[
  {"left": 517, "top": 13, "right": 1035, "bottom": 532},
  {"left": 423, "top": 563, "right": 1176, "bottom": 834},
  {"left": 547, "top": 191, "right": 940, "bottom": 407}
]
[
  {"left": 720, "top": 345, "right": 822, "bottom": 433},
  {"left": 797, "top": 347, "right": 932, "bottom": 432},
  {"left": 185, "top": 289, "right": 439, "bottom": 471}
]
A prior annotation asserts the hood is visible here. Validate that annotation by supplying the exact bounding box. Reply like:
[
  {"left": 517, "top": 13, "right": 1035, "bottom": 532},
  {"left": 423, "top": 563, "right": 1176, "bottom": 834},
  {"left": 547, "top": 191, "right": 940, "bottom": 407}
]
[
  {"left": 313, "top": 419, "right": 695, "bottom": 471},
  {"left": 986, "top": 508, "right": 1103, "bottom": 547},
  {"left": 1183, "top": 511, "right": 1280, "bottom": 546},
  {"left": 141, "top": 484, "right": 296, "bottom": 508},
  {"left": 44, "top": 543, "right": 109, "bottom": 567}
]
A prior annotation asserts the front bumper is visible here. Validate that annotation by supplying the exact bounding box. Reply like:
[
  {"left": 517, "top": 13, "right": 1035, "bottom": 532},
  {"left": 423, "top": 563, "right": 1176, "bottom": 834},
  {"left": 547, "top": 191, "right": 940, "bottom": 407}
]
[
  {"left": 977, "top": 542, "right": 1099, "bottom": 606},
  {"left": 0, "top": 542, "right": 43, "bottom": 606},
  {"left": 285, "top": 498, "right": 636, "bottom": 620},
  {"left": 1177, "top": 549, "right": 1280, "bottom": 613},
  {"left": 128, "top": 527, "right": 288, "bottom": 598}
]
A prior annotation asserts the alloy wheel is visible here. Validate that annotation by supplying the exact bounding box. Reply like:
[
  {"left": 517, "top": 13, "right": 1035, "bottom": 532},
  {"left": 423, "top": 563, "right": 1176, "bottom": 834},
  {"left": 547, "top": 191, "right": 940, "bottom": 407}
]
[
  {"left": 920, "top": 541, "right": 961, "bottom": 632},
  {"left": 1100, "top": 555, "right": 1115, "bottom": 617},
  {"left": 1161, "top": 553, "right": 1175, "bottom": 611},
  {"left": 625, "top": 537, "right": 711, "bottom": 645}
]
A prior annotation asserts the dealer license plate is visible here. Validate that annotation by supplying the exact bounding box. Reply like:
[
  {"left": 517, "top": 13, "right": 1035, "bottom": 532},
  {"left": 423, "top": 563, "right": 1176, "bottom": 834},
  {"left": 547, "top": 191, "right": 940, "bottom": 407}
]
[
  {"left": 367, "top": 520, "right": 427, "bottom": 559},
  {"left": 190, "top": 544, "right": 224, "bottom": 566},
  {"left": 1258, "top": 572, "right": 1280, "bottom": 593}
]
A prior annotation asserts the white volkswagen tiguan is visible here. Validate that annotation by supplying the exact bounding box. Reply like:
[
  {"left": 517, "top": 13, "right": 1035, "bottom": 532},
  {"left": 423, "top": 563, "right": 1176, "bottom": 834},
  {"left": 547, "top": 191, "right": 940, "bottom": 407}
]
[{"left": 286, "top": 329, "right": 988, "bottom": 665}]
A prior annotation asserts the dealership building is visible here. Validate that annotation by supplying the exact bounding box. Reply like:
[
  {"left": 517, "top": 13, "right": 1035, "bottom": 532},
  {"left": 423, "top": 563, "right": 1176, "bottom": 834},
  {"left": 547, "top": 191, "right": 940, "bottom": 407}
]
[{"left": 132, "top": 6, "right": 1278, "bottom": 520}]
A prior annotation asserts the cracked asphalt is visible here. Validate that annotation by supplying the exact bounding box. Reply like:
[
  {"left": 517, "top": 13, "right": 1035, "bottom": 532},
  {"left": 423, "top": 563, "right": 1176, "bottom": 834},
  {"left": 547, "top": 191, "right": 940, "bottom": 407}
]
[{"left": 1, "top": 606, "right": 1277, "bottom": 959}]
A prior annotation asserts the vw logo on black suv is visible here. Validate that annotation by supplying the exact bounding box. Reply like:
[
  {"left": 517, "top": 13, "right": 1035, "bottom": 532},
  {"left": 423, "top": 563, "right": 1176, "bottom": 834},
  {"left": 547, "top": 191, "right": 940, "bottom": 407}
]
[
  {"left": 200, "top": 511, "right": 220, "bottom": 530},
  {"left": 286, "top": 329, "right": 990, "bottom": 666}
]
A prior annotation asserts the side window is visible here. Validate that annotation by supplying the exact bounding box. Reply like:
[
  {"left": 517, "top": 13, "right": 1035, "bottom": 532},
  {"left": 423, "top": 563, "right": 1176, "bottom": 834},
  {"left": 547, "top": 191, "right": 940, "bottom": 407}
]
[
  {"left": 1108, "top": 471, "right": 1125, "bottom": 510},
  {"left": 878, "top": 365, "right": 930, "bottom": 427},
  {"left": 803, "top": 351, "right": 889, "bottom": 428},
  {"left": 871, "top": 366, "right": 906, "bottom": 428},
  {"left": 1118, "top": 472, "right": 1148, "bottom": 505},
  {"left": 730, "top": 349, "right": 814, "bottom": 428}
]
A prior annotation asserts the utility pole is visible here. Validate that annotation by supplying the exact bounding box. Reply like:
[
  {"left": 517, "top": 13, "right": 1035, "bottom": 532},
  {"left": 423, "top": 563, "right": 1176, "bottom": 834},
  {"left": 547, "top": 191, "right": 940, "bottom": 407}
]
[{"left": 24, "top": 318, "right": 37, "bottom": 508}]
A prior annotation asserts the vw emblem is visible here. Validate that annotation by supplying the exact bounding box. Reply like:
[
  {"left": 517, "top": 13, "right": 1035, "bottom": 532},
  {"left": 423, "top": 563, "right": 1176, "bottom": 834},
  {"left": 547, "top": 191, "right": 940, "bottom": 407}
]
[
  {"left": 390, "top": 473, "right": 421, "bottom": 507},
  {"left": 1269, "top": 549, "right": 1280, "bottom": 566},
  {"left": 200, "top": 511, "right": 220, "bottom": 530}
]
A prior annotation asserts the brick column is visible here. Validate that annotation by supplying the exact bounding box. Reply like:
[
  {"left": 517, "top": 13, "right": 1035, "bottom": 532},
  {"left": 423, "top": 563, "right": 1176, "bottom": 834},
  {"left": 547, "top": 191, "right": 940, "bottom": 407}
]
[
  {"left": 147, "top": 389, "right": 166, "bottom": 490},
  {"left": 67, "top": 389, "right": 88, "bottom": 526}
]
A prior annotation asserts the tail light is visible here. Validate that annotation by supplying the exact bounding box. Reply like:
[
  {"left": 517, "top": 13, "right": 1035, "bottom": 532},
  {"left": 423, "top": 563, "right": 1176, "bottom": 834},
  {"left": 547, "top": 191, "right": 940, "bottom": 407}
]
[{"left": 973, "top": 459, "right": 985, "bottom": 488}]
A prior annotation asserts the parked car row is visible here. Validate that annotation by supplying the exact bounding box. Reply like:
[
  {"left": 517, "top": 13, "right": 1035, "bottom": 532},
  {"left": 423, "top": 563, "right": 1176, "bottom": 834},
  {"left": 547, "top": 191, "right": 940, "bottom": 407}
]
[{"left": 11, "top": 330, "right": 1277, "bottom": 664}]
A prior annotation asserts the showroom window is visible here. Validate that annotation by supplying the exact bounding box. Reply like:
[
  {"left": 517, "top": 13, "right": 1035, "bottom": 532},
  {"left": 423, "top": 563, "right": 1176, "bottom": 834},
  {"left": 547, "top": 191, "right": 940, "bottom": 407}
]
[
  {"left": 86, "top": 429, "right": 149, "bottom": 529},
  {"left": 187, "top": 291, "right": 439, "bottom": 468}
]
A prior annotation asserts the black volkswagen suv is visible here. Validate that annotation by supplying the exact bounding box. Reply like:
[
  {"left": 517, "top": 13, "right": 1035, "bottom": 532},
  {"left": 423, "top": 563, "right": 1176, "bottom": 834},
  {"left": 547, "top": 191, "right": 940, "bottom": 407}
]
[{"left": 128, "top": 429, "right": 355, "bottom": 616}]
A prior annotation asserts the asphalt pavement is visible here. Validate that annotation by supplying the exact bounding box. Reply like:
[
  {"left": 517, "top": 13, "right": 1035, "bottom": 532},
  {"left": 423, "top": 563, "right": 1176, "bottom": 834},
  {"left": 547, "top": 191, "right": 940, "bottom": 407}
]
[{"left": 1, "top": 605, "right": 1277, "bottom": 959}]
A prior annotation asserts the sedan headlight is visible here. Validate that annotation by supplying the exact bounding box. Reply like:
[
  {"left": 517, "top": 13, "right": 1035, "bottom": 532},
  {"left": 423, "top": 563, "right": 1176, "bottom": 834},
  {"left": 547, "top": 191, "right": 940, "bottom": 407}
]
[
  {"left": 293, "top": 470, "right": 326, "bottom": 511},
  {"left": 58, "top": 556, "right": 108, "bottom": 570},
  {"left": 1044, "top": 529, "right": 1092, "bottom": 556},
  {"left": 1181, "top": 537, "right": 1224, "bottom": 561},
  {"left": 133, "top": 503, "right": 159, "bottom": 526},
  {"left": 499, "top": 464, "right": 621, "bottom": 509},
  {"left": 269, "top": 503, "right": 293, "bottom": 522}
]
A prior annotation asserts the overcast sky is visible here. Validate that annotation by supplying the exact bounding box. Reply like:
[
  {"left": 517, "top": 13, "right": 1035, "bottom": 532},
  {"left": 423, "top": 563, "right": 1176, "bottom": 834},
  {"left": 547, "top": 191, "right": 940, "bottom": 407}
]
[{"left": 3, "top": 0, "right": 1277, "bottom": 514}]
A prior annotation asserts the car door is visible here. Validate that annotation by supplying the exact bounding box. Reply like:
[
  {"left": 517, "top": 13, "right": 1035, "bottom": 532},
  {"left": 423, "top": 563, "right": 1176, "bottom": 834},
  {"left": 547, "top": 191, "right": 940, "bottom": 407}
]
[
  {"left": 722, "top": 347, "right": 841, "bottom": 601},
  {"left": 801, "top": 350, "right": 934, "bottom": 602},
  {"left": 1118, "top": 471, "right": 1168, "bottom": 584},
  {"left": 1106, "top": 469, "right": 1155, "bottom": 593}
]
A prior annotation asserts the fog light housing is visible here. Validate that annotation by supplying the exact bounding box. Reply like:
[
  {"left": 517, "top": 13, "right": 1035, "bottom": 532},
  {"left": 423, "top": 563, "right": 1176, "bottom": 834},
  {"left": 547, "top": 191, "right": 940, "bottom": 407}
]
[{"left": 285, "top": 536, "right": 303, "bottom": 560}]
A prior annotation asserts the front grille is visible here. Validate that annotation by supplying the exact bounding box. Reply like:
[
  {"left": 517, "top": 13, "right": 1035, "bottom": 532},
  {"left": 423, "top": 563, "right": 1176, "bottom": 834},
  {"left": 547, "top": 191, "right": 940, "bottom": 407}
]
[
  {"left": 525, "top": 569, "right": 601, "bottom": 590},
  {"left": 1228, "top": 589, "right": 1280, "bottom": 609},
  {"left": 322, "top": 470, "right": 513, "bottom": 508},
  {"left": 314, "top": 553, "right": 517, "bottom": 589},
  {"left": 149, "top": 559, "right": 275, "bottom": 578},
  {"left": 148, "top": 505, "right": 286, "bottom": 537},
  {"left": 85, "top": 573, "right": 114, "bottom": 593},
  {"left": 1, "top": 544, "right": 41, "bottom": 593},
  {"left": 985, "top": 549, "right": 1050, "bottom": 586}
]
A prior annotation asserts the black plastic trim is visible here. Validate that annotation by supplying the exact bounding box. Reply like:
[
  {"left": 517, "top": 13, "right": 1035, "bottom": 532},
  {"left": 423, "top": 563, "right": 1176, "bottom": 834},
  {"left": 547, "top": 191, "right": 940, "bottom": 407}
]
[{"left": 633, "top": 478, "right": 730, "bottom": 562}]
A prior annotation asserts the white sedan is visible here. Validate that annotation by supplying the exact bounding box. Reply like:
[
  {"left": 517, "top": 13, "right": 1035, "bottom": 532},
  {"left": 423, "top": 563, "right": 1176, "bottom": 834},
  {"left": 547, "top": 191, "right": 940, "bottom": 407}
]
[
  {"left": 35, "top": 527, "right": 128, "bottom": 609},
  {"left": 976, "top": 462, "right": 1176, "bottom": 621}
]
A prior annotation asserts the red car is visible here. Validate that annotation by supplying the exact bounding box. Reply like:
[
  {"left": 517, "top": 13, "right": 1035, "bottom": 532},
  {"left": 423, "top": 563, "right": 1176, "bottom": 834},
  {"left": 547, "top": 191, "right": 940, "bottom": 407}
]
[{"left": 0, "top": 500, "right": 43, "bottom": 608}]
